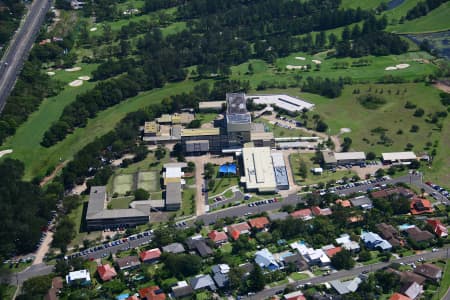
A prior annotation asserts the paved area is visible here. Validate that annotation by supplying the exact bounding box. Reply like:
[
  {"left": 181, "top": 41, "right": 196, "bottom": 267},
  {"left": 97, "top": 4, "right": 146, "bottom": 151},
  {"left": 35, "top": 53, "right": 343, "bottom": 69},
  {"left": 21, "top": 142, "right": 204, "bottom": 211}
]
[{"left": 32, "top": 232, "right": 53, "bottom": 265}]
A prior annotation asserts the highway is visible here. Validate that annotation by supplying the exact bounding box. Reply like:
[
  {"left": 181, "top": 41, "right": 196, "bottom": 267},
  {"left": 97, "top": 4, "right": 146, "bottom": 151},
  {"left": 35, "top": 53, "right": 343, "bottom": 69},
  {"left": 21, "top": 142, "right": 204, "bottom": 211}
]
[
  {"left": 0, "top": 0, "right": 51, "bottom": 113},
  {"left": 246, "top": 246, "right": 450, "bottom": 300}
]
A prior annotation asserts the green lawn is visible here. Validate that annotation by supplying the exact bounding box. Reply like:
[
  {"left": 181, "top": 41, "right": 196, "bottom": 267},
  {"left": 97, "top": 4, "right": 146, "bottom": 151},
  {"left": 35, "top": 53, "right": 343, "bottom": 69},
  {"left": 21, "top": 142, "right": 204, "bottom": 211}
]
[
  {"left": 290, "top": 153, "right": 357, "bottom": 185},
  {"left": 178, "top": 188, "right": 195, "bottom": 217},
  {"left": 268, "top": 278, "right": 289, "bottom": 287},
  {"left": 289, "top": 272, "right": 310, "bottom": 281},
  {"left": 254, "top": 118, "right": 312, "bottom": 138},
  {"left": 389, "top": 2, "right": 450, "bottom": 33},
  {"left": 361, "top": 251, "right": 383, "bottom": 265},
  {"left": 0, "top": 284, "right": 16, "bottom": 300},
  {"left": 1, "top": 79, "right": 206, "bottom": 180},
  {"left": 210, "top": 167, "right": 240, "bottom": 196},
  {"left": 112, "top": 174, "right": 135, "bottom": 195},
  {"left": 196, "top": 113, "right": 219, "bottom": 125},
  {"left": 68, "top": 200, "right": 102, "bottom": 247}
]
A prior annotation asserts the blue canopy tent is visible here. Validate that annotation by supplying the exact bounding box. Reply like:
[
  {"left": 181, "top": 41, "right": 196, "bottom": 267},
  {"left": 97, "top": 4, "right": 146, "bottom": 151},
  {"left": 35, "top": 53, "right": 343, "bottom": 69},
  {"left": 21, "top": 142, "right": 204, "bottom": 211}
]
[{"left": 219, "top": 163, "right": 237, "bottom": 175}]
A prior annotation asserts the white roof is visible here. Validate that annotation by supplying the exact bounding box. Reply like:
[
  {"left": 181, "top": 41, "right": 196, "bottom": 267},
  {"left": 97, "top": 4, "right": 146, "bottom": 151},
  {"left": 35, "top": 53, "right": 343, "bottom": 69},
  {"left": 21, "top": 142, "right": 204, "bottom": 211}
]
[
  {"left": 199, "top": 101, "right": 225, "bottom": 109},
  {"left": 313, "top": 167, "right": 323, "bottom": 173},
  {"left": 248, "top": 94, "right": 315, "bottom": 113},
  {"left": 334, "top": 152, "right": 366, "bottom": 161},
  {"left": 66, "top": 269, "right": 90, "bottom": 283},
  {"left": 165, "top": 166, "right": 183, "bottom": 178},
  {"left": 382, "top": 152, "right": 417, "bottom": 161},
  {"left": 242, "top": 147, "right": 277, "bottom": 192},
  {"left": 271, "top": 152, "right": 286, "bottom": 168},
  {"left": 335, "top": 234, "right": 351, "bottom": 245},
  {"left": 284, "top": 291, "right": 304, "bottom": 299}
]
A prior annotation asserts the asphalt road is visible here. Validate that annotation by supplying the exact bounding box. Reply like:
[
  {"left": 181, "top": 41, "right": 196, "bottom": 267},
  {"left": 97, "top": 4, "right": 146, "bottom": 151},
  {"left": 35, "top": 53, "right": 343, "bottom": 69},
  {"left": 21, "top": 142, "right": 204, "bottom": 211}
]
[
  {"left": 0, "top": 0, "right": 51, "bottom": 112},
  {"left": 246, "top": 246, "right": 450, "bottom": 300}
]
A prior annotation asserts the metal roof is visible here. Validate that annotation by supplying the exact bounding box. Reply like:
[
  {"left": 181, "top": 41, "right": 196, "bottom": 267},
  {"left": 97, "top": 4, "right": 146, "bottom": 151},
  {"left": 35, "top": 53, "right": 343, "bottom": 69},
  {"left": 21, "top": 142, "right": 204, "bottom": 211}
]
[
  {"left": 87, "top": 186, "right": 106, "bottom": 218},
  {"left": 382, "top": 152, "right": 417, "bottom": 161}
]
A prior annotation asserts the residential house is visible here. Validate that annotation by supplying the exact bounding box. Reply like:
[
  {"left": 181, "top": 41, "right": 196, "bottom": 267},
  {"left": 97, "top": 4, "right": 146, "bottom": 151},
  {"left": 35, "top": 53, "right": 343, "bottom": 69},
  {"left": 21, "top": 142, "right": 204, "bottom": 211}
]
[
  {"left": 44, "top": 277, "right": 63, "bottom": 300},
  {"left": 386, "top": 268, "right": 426, "bottom": 285},
  {"left": 311, "top": 206, "right": 332, "bottom": 216},
  {"left": 248, "top": 216, "right": 270, "bottom": 230},
  {"left": 162, "top": 243, "right": 185, "bottom": 254},
  {"left": 189, "top": 274, "right": 217, "bottom": 291},
  {"left": 371, "top": 187, "right": 414, "bottom": 199},
  {"left": 280, "top": 252, "right": 308, "bottom": 271},
  {"left": 399, "top": 281, "right": 423, "bottom": 300},
  {"left": 97, "top": 264, "right": 117, "bottom": 282},
  {"left": 211, "top": 264, "right": 230, "bottom": 288},
  {"left": 330, "top": 277, "right": 362, "bottom": 295},
  {"left": 335, "top": 234, "right": 360, "bottom": 253},
  {"left": 426, "top": 219, "right": 448, "bottom": 238},
  {"left": 290, "top": 208, "right": 313, "bottom": 220},
  {"left": 290, "top": 242, "right": 330, "bottom": 266},
  {"left": 410, "top": 198, "right": 433, "bottom": 215},
  {"left": 389, "top": 293, "right": 412, "bottom": 300},
  {"left": 140, "top": 248, "right": 162, "bottom": 263},
  {"left": 227, "top": 222, "right": 251, "bottom": 240},
  {"left": 361, "top": 231, "right": 392, "bottom": 251},
  {"left": 171, "top": 281, "right": 194, "bottom": 299},
  {"left": 376, "top": 223, "right": 403, "bottom": 247},
  {"left": 115, "top": 256, "right": 141, "bottom": 271},
  {"left": 139, "top": 286, "right": 166, "bottom": 300},
  {"left": 255, "top": 248, "right": 280, "bottom": 271},
  {"left": 208, "top": 230, "right": 228, "bottom": 245},
  {"left": 268, "top": 211, "right": 289, "bottom": 221},
  {"left": 324, "top": 246, "right": 342, "bottom": 258},
  {"left": 350, "top": 196, "right": 373, "bottom": 210},
  {"left": 187, "top": 238, "right": 213, "bottom": 258},
  {"left": 405, "top": 226, "right": 434, "bottom": 243},
  {"left": 284, "top": 291, "right": 306, "bottom": 300},
  {"left": 239, "top": 262, "right": 254, "bottom": 277},
  {"left": 66, "top": 270, "right": 91, "bottom": 286},
  {"left": 413, "top": 264, "right": 442, "bottom": 281},
  {"left": 335, "top": 199, "right": 351, "bottom": 207}
]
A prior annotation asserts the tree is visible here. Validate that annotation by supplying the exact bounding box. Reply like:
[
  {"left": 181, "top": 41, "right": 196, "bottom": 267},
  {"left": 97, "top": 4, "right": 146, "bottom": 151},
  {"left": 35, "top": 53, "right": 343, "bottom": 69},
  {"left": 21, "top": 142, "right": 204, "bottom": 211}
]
[
  {"left": 248, "top": 264, "right": 265, "bottom": 292},
  {"left": 299, "top": 159, "right": 308, "bottom": 180},
  {"left": 187, "top": 119, "right": 201, "bottom": 128},
  {"left": 358, "top": 250, "right": 371, "bottom": 262},
  {"left": 134, "top": 188, "right": 150, "bottom": 200},
  {"left": 21, "top": 274, "right": 53, "bottom": 298},
  {"left": 316, "top": 120, "right": 329, "bottom": 132},
  {"left": 163, "top": 253, "right": 202, "bottom": 278},
  {"left": 366, "top": 152, "right": 376, "bottom": 160},
  {"left": 375, "top": 168, "right": 385, "bottom": 178},
  {"left": 331, "top": 249, "right": 355, "bottom": 270},
  {"left": 154, "top": 146, "right": 166, "bottom": 160},
  {"left": 228, "top": 266, "right": 245, "bottom": 290},
  {"left": 375, "top": 270, "right": 400, "bottom": 293}
]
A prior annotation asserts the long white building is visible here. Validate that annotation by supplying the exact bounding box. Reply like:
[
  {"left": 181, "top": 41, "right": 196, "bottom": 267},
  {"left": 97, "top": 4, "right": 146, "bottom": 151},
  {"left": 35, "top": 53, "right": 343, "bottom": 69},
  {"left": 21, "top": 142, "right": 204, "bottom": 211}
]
[{"left": 247, "top": 94, "right": 315, "bottom": 114}]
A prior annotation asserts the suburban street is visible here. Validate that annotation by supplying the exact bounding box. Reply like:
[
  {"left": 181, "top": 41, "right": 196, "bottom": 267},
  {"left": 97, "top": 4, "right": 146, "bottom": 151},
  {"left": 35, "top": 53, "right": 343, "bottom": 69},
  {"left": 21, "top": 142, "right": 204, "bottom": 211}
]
[
  {"left": 0, "top": 0, "right": 51, "bottom": 112},
  {"left": 246, "top": 246, "right": 450, "bottom": 300}
]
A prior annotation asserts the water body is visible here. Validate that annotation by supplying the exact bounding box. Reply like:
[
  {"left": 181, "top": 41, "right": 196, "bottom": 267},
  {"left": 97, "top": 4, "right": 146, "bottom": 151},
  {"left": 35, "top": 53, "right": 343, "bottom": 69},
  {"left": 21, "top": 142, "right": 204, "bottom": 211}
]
[
  {"left": 387, "top": 0, "right": 405, "bottom": 10},
  {"left": 406, "top": 30, "right": 450, "bottom": 59}
]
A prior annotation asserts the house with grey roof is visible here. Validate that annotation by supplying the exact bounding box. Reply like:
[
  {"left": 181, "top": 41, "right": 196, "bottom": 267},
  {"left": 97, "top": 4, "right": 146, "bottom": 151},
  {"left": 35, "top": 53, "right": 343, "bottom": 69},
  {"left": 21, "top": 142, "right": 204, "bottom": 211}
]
[
  {"left": 211, "top": 264, "right": 230, "bottom": 288},
  {"left": 115, "top": 256, "right": 141, "bottom": 271},
  {"left": 268, "top": 211, "right": 289, "bottom": 222},
  {"left": 330, "top": 277, "right": 362, "bottom": 295},
  {"left": 400, "top": 281, "right": 423, "bottom": 299},
  {"left": 190, "top": 274, "right": 216, "bottom": 291},
  {"left": 255, "top": 248, "right": 280, "bottom": 271},
  {"left": 350, "top": 196, "right": 373, "bottom": 210},
  {"left": 86, "top": 186, "right": 149, "bottom": 231},
  {"left": 361, "top": 231, "right": 392, "bottom": 251},
  {"left": 162, "top": 242, "right": 185, "bottom": 254},
  {"left": 171, "top": 281, "right": 194, "bottom": 299}
]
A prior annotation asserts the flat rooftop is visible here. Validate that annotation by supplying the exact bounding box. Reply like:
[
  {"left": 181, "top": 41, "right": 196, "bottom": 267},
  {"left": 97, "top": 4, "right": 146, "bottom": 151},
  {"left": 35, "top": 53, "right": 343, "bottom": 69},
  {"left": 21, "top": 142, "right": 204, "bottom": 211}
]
[
  {"left": 241, "top": 147, "right": 277, "bottom": 192},
  {"left": 166, "top": 182, "right": 182, "bottom": 206},
  {"left": 334, "top": 152, "right": 366, "bottom": 161},
  {"left": 382, "top": 152, "right": 417, "bottom": 161},
  {"left": 247, "top": 94, "right": 315, "bottom": 113},
  {"left": 226, "top": 93, "right": 247, "bottom": 114},
  {"left": 87, "top": 186, "right": 106, "bottom": 218},
  {"left": 199, "top": 101, "right": 225, "bottom": 109},
  {"left": 181, "top": 128, "right": 220, "bottom": 137}
]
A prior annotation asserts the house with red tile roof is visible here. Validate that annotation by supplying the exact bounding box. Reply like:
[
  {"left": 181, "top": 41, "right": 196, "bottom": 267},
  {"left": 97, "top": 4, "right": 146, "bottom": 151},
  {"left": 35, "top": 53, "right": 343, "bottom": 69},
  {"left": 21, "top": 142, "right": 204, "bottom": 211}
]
[
  {"left": 140, "top": 248, "right": 162, "bottom": 263},
  {"left": 410, "top": 198, "right": 433, "bottom": 215},
  {"left": 426, "top": 219, "right": 448, "bottom": 238},
  {"left": 97, "top": 264, "right": 117, "bottom": 282},
  {"left": 208, "top": 230, "right": 228, "bottom": 245},
  {"left": 311, "top": 206, "right": 332, "bottom": 216},
  {"left": 325, "top": 246, "right": 342, "bottom": 258},
  {"left": 227, "top": 222, "right": 250, "bottom": 240},
  {"left": 283, "top": 290, "right": 306, "bottom": 300},
  {"left": 248, "top": 217, "right": 270, "bottom": 230},
  {"left": 389, "top": 293, "right": 412, "bottom": 300},
  {"left": 290, "top": 208, "right": 313, "bottom": 220},
  {"left": 139, "top": 286, "right": 166, "bottom": 300},
  {"left": 336, "top": 199, "right": 351, "bottom": 207}
]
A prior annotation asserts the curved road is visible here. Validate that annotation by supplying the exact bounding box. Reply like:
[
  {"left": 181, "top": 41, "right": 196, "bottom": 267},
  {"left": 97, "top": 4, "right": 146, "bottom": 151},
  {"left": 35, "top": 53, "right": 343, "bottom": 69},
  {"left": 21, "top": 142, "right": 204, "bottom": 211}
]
[{"left": 0, "top": 0, "right": 51, "bottom": 112}]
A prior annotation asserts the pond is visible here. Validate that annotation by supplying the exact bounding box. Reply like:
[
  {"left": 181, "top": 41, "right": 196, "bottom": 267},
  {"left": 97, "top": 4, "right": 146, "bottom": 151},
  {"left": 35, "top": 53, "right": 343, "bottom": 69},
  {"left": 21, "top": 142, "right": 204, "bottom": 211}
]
[{"left": 387, "top": 0, "right": 405, "bottom": 10}]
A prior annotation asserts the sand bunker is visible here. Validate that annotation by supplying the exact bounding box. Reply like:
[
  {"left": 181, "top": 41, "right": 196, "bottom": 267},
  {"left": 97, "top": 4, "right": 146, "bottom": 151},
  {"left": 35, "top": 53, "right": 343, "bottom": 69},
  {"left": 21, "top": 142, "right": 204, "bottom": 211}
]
[
  {"left": 47, "top": 71, "right": 55, "bottom": 76},
  {"left": 90, "top": 27, "right": 97, "bottom": 32},
  {"left": 340, "top": 128, "right": 351, "bottom": 134},
  {"left": 69, "top": 80, "right": 83, "bottom": 87},
  {"left": 78, "top": 76, "right": 90, "bottom": 81},
  {"left": 312, "top": 59, "right": 322, "bottom": 64},
  {"left": 0, "top": 149, "right": 13, "bottom": 158},
  {"left": 295, "top": 56, "right": 306, "bottom": 60},
  {"left": 385, "top": 64, "right": 410, "bottom": 71},
  {"left": 286, "top": 65, "right": 307, "bottom": 70},
  {"left": 65, "top": 67, "right": 81, "bottom": 72}
]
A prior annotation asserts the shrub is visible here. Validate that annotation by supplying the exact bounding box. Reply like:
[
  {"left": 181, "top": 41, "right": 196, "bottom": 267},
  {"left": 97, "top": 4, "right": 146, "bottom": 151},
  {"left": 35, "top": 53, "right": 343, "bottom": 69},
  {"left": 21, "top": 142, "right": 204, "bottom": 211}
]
[{"left": 358, "top": 94, "right": 387, "bottom": 109}]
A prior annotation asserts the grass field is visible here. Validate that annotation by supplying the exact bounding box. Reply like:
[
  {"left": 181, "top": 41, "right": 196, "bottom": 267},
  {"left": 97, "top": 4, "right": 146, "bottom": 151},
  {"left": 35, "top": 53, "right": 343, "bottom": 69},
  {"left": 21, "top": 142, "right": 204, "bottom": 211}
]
[
  {"left": 389, "top": 2, "right": 450, "bottom": 33},
  {"left": 68, "top": 201, "right": 102, "bottom": 247},
  {"left": 289, "top": 272, "right": 310, "bottom": 281},
  {"left": 432, "top": 259, "right": 450, "bottom": 300},
  {"left": 137, "top": 171, "right": 159, "bottom": 192},
  {"left": 210, "top": 166, "right": 240, "bottom": 195},
  {"left": 178, "top": 188, "right": 195, "bottom": 217},
  {"left": 113, "top": 174, "right": 135, "bottom": 195},
  {"left": 290, "top": 153, "right": 357, "bottom": 185},
  {"left": 254, "top": 118, "right": 312, "bottom": 138}
]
